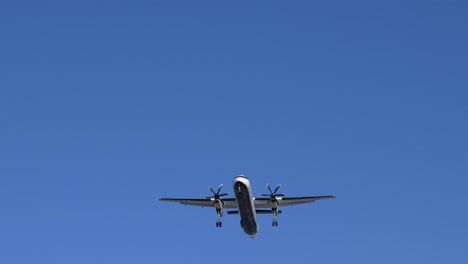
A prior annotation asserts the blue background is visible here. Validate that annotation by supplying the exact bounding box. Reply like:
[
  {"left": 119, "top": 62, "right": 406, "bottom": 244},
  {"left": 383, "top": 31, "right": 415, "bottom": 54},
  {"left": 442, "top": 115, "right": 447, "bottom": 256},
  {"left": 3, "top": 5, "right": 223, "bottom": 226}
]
[{"left": 1, "top": 1, "right": 467, "bottom": 263}]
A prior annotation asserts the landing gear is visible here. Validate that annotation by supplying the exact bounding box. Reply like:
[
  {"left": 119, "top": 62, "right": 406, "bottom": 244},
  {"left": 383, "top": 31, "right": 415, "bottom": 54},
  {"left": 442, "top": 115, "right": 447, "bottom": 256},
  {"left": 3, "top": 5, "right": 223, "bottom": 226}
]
[
  {"left": 216, "top": 208, "right": 223, "bottom": 228},
  {"left": 207, "top": 184, "right": 228, "bottom": 229},
  {"left": 272, "top": 208, "right": 279, "bottom": 227},
  {"left": 262, "top": 183, "right": 285, "bottom": 228}
]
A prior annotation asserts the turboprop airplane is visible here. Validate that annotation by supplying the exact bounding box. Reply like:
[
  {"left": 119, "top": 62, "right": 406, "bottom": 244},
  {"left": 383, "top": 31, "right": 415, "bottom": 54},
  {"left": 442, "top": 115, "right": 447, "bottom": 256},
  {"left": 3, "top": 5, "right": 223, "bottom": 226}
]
[{"left": 159, "top": 175, "right": 336, "bottom": 238}]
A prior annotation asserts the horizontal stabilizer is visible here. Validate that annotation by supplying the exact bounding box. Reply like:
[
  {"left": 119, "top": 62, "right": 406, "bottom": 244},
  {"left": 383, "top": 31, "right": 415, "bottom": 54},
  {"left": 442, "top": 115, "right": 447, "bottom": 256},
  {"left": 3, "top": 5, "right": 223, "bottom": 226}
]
[
  {"left": 256, "top": 209, "right": 282, "bottom": 214},
  {"left": 227, "top": 210, "right": 282, "bottom": 215}
]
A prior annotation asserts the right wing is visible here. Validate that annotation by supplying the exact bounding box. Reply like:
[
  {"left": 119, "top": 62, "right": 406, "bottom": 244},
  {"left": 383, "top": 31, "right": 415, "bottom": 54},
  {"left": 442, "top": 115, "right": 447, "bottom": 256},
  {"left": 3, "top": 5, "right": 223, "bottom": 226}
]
[
  {"left": 159, "top": 198, "right": 238, "bottom": 208},
  {"left": 254, "top": 195, "right": 336, "bottom": 208}
]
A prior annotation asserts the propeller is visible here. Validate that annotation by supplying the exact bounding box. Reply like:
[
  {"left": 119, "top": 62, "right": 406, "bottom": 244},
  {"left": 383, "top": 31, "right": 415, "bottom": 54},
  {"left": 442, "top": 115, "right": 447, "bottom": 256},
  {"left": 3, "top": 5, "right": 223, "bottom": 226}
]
[
  {"left": 206, "top": 184, "right": 229, "bottom": 206},
  {"left": 261, "top": 184, "right": 286, "bottom": 206}
]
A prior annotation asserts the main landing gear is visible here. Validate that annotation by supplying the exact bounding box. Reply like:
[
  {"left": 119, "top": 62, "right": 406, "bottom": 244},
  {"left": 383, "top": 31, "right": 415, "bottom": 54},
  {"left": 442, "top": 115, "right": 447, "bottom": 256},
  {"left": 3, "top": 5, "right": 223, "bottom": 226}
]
[
  {"left": 215, "top": 208, "right": 223, "bottom": 228},
  {"left": 262, "top": 184, "right": 284, "bottom": 228},
  {"left": 207, "top": 184, "right": 228, "bottom": 229},
  {"left": 272, "top": 207, "right": 279, "bottom": 227}
]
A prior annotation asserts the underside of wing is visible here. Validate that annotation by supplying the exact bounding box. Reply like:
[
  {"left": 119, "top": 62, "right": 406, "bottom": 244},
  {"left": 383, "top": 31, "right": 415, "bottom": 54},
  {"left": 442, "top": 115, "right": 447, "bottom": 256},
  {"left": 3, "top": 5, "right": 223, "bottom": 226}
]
[
  {"left": 159, "top": 198, "right": 238, "bottom": 208},
  {"left": 254, "top": 195, "right": 335, "bottom": 208}
]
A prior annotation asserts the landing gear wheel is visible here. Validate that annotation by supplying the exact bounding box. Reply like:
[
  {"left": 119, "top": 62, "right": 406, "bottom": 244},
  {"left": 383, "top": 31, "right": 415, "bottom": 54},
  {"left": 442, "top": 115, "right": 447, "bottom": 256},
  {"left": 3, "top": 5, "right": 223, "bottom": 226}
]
[
  {"left": 272, "top": 220, "right": 278, "bottom": 227},
  {"left": 216, "top": 221, "right": 222, "bottom": 228}
]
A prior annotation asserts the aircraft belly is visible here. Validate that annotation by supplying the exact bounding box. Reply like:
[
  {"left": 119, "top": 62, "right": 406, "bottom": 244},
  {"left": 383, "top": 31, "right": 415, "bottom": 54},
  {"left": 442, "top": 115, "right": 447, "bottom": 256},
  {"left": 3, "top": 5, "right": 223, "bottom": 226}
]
[{"left": 233, "top": 179, "right": 257, "bottom": 237}]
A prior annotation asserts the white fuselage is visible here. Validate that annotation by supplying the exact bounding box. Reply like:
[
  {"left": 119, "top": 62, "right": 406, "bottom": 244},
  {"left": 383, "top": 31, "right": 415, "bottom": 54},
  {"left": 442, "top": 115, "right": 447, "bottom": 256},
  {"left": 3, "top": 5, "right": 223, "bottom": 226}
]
[{"left": 232, "top": 175, "right": 258, "bottom": 238}]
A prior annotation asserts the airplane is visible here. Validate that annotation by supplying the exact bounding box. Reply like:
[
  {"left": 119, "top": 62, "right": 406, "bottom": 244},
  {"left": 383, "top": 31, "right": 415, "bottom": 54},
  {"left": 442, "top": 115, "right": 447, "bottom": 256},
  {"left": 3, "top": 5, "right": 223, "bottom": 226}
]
[{"left": 159, "top": 175, "right": 336, "bottom": 238}]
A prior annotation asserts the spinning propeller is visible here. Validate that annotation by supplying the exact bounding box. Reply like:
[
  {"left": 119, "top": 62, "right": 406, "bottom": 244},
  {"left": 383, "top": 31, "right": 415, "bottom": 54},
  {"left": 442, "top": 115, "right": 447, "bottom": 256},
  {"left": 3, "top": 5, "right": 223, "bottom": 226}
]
[
  {"left": 261, "top": 184, "right": 286, "bottom": 206},
  {"left": 206, "top": 184, "right": 229, "bottom": 206}
]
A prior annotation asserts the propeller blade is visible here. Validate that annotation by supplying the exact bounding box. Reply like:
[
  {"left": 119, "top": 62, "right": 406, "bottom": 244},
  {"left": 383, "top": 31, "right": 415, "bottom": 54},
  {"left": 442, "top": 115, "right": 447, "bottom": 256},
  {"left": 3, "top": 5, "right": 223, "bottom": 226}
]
[
  {"left": 217, "top": 184, "right": 223, "bottom": 194},
  {"left": 261, "top": 194, "right": 270, "bottom": 196},
  {"left": 276, "top": 193, "right": 286, "bottom": 197},
  {"left": 267, "top": 184, "right": 273, "bottom": 194},
  {"left": 274, "top": 184, "right": 281, "bottom": 194},
  {"left": 208, "top": 184, "right": 228, "bottom": 202},
  {"left": 209, "top": 186, "right": 216, "bottom": 195}
]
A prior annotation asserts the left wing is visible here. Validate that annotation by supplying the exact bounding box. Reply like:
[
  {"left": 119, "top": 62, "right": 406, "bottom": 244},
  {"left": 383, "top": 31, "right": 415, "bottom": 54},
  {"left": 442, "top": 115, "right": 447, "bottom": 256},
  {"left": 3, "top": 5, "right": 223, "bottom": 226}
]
[
  {"left": 254, "top": 195, "right": 336, "bottom": 208},
  {"left": 159, "top": 198, "right": 238, "bottom": 208}
]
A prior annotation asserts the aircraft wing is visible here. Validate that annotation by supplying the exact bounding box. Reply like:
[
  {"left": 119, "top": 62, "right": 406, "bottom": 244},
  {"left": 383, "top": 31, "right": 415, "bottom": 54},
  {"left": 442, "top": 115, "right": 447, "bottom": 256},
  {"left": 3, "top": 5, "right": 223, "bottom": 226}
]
[
  {"left": 253, "top": 195, "right": 336, "bottom": 208},
  {"left": 159, "top": 198, "right": 238, "bottom": 208}
]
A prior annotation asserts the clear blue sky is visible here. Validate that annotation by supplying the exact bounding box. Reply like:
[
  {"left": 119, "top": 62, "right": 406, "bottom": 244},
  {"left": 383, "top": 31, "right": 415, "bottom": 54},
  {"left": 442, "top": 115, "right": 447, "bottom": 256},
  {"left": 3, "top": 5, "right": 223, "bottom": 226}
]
[{"left": 1, "top": 1, "right": 467, "bottom": 263}]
